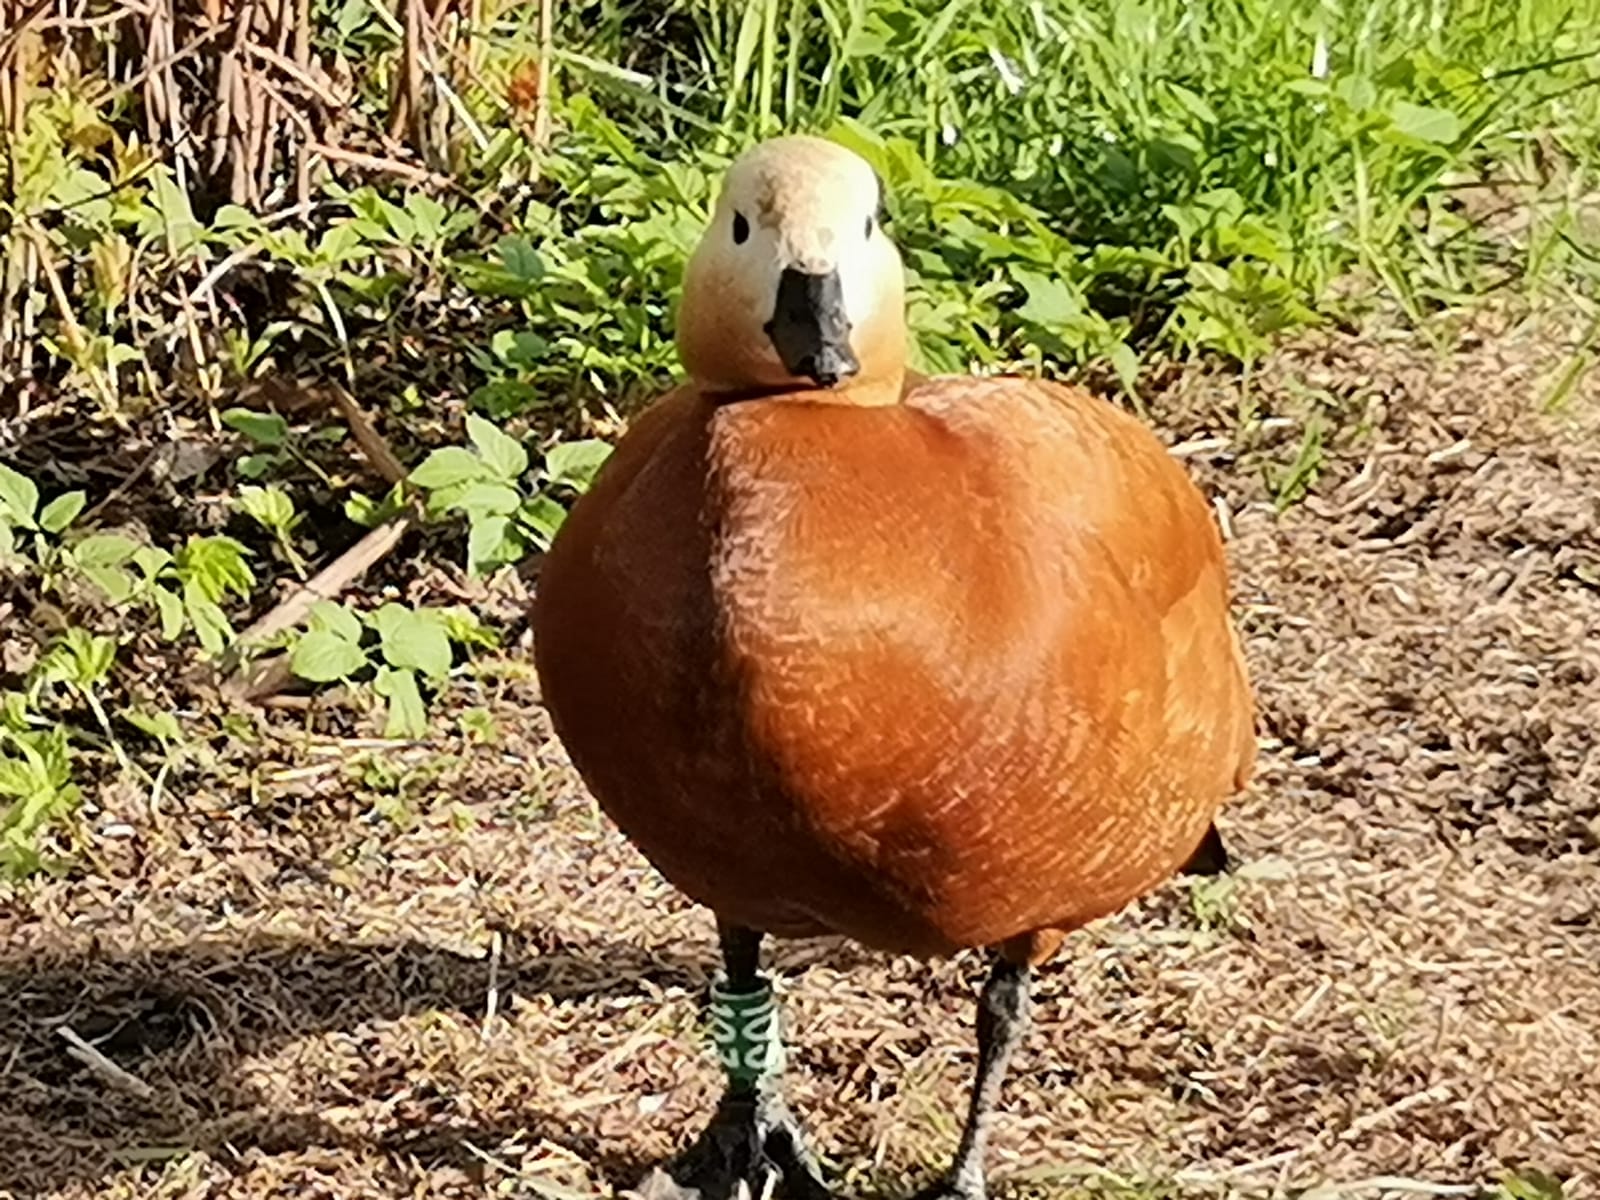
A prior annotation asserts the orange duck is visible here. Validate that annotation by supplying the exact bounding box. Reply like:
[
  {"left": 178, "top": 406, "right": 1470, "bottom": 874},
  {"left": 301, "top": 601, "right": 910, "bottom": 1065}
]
[{"left": 534, "top": 134, "right": 1257, "bottom": 1200}]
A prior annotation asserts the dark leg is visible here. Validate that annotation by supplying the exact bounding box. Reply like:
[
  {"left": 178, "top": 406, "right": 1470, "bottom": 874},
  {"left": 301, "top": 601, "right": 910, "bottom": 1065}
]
[
  {"left": 661, "top": 921, "right": 831, "bottom": 1199},
  {"left": 913, "top": 956, "right": 1032, "bottom": 1200}
]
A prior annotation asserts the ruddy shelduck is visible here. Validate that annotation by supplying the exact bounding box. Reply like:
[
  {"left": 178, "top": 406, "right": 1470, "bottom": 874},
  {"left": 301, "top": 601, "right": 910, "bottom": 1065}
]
[{"left": 534, "top": 134, "right": 1256, "bottom": 1200}]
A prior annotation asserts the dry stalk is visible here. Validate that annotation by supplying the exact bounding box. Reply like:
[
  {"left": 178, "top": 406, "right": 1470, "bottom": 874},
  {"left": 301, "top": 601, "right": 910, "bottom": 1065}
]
[
  {"left": 24, "top": 224, "right": 121, "bottom": 416},
  {"left": 533, "top": 0, "right": 551, "bottom": 147}
]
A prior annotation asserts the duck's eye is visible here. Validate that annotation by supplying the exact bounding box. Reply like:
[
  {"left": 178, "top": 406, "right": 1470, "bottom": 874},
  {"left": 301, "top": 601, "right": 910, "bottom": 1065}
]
[
  {"left": 733, "top": 212, "right": 750, "bottom": 244},
  {"left": 865, "top": 214, "right": 875, "bottom": 239}
]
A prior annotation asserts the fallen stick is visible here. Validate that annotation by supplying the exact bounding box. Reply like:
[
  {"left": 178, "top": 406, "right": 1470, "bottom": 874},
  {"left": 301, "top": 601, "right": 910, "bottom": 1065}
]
[
  {"left": 324, "top": 382, "right": 408, "bottom": 486},
  {"left": 222, "top": 512, "right": 413, "bottom": 682},
  {"left": 56, "top": 1025, "right": 156, "bottom": 1100}
]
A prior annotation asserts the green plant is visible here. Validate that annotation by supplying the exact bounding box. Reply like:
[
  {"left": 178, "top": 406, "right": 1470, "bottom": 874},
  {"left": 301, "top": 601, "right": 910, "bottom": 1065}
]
[
  {"left": 65, "top": 534, "right": 255, "bottom": 656},
  {"left": 1495, "top": 1170, "right": 1566, "bottom": 1200},
  {"left": 235, "top": 484, "right": 309, "bottom": 578},
  {"left": 0, "top": 465, "right": 88, "bottom": 579},
  {"left": 0, "top": 724, "right": 82, "bottom": 881},
  {"left": 407, "top": 414, "right": 612, "bottom": 575},
  {"left": 288, "top": 599, "right": 500, "bottom": 736}
]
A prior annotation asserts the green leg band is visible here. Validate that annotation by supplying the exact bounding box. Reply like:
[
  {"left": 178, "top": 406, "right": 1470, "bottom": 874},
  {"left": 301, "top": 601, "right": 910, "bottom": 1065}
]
[{"left": 708, "top": 974, "right": 783, "bottom": 1088}]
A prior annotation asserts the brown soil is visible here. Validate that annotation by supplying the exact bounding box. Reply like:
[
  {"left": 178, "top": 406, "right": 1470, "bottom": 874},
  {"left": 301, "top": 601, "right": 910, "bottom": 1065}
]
[{"left": 2, "top": 312, "right": 1597, "bottom": 1200}]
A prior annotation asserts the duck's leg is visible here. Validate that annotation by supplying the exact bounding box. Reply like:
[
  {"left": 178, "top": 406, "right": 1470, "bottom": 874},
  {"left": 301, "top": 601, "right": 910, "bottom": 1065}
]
[
  {"left": 663, "top": 921, "right": 831, "bottom": 1199},
  {"left": 913, "top": 956, "right": 1033, "bottom": 1200}
]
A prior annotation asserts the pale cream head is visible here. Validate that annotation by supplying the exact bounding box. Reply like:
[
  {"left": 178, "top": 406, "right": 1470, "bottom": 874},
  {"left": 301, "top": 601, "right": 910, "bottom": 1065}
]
[{"left": 676, "top": 135, "right": 908, "bottom": 404}]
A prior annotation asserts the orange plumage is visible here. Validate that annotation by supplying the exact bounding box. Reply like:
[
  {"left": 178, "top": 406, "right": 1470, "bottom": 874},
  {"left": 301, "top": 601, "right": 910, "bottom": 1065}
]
[{"left": 536, "top": 377, "right": 1253, "bottom": 962}]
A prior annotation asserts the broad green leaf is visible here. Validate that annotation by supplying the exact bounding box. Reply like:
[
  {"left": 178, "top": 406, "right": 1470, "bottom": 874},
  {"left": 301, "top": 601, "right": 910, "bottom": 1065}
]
[
  {"left": 291, "top": 628, "right": 369, "bottom": 682},
  {"left": 489, "top": 329, "right": 549, "bottom": 368},
  {"left": 374, "top": 666, "right": 427, "bottom": 738},
  {"left": 80, "top": 564, "right": 136, "bottom": 603},
  {"left": 467, "top": 514, "right": 523, "bottom": 574},
  {"left": 132, "top": 546, "right": 172, "bottom": 580},
  {"left": 542, "top": 440, "right": 613, "bottom": 492},
  {"left": 496, "top": 237, "right": 545, "bottom": 281},
  {"left": 221, "top": 408, "right": 289, "bottom": 447},
  {"left": 466, "top": 415, "right": 529, "bottom": 480},
  {"left": 442, "top": 481, "right": 522, "bottom": 519},
  {"left": 307, "top": 599, "right": 363, "bottom": 643},
  {"left": 405, "top": 193, "right": 449, "bottom": 244},
  {"left": 58, "top": 628, "right": 116, "bottom": 686},
  {"left": 409, "top": 447, "right": 490, "bottom": 490},
  {"left": 369, "top": 604, "right": 453, "bottom": 679},
  {"left": 1012, "top": 269, "right": 1083, "bottom": 326},
  {"left": 237, "top": 453, "right": 279, "bottom": 479},
  {"left": 38, "top": 492, "right": 86, "bottom": 534},
  {"left": 0, "top": 464, "right": 39, "bottom": 528},
  {"left": 1387, "top": 101, "right": 1461, "bottom": 145},
  {"left": 70, "top": 533, "right": 139, "bottom": 567}
]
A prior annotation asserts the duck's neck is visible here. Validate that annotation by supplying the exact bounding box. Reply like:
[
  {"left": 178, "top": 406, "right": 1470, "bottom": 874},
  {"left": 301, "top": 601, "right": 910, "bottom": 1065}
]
[{"left": 700, "top": 369, "right": 907, "bottom": 408}]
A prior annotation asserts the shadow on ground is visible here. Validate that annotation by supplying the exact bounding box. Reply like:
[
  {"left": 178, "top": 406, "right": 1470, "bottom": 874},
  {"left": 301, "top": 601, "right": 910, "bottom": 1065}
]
[{"left": 0, "top": 929, "right": 720, "bottom": 1196}]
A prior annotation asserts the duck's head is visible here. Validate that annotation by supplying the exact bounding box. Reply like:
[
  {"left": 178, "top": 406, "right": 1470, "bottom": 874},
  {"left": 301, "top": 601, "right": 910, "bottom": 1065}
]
[{"left": 677, "top": 135, "right": 907, "bottom": 405}]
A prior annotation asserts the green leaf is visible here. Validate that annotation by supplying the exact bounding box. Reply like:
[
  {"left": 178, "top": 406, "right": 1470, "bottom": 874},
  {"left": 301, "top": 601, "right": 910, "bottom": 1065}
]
[
  {"left": 496, "top": 237, "right": 545, "bottom": 281},
  {"left": 184, "top": 591, "right": 233, "bottom": 656},
  {"left": 466, "top": 414, "right": 529, "bottom": 480},
  {"left": 132, "top": 546, "right": 172, "bottom": 580},
  {"left": 368, "top": 604, "right": 453, "bottom": 679},
  {"left": 542, "top": 440, "right": 613, "bottom": 492},
  {"left": 439, "top": 481, "right": 522, "bottom": 519},
  {"left": 127, "top": 710, "right": 182, "bottom": 742},
  {"left": 374, "top": 666, "right": 427, "bottom": 738},
  {"left": 405, "top": 193, "right": 449, "bottom": 244},
  {"left": 70, "top": 533, "right": 139, "bottom": 567},
  {"left": 519, "top": 494, "right": 568, "bottom": 547},
  {"left": 291, "top": 628, "right": 369, "bottom": 682},
  {"left": 467, "top": 514, "right": 524, "bottom": 574},
  {"left": 409, "top": 447, "right": 490, "bottom": 490},
  {"left": 79, "top": 564, "right": 136, "bottom": 603},
  {"left": 175, "top": 535, "right": 254, "bottom": 602},
  {"left": 439, "top": 606, "right": 500, "bottom": 650},
  {"left": 152, "top": 171, "right": 202, "bottom": 255},
  {"left": 0, "top": 464, "right": 39, "bottom": 528},
  {"left": 38, "top": 491, "right": 86, "bottom": 534},
  {"left": 1387, "top": 101, "right": 1461, "bottom": 145},
  {"left": 221, "top": 408, "right": 290, "bottom": 447},
  {"left": 1107, "top": 342, "right": 1140, "bottom": 395},
  {"left": 1012, "top": 268, "right": 1083, "bottom": 326},
  {"left": 153, "top": 587, "right": 186, "bottom": 640},
  {"left": 237, "top": 453, "right": 279, "bottom": 479},
  {"left": 235, "top": 483, "right": 297, "bottom": 532},
  {"left": 307, "top": 599, "right": 364, "bottom": 643}
]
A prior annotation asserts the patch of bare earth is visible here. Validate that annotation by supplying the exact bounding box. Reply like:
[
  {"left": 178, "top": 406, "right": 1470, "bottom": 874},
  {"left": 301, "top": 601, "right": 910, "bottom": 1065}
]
[{"left": 2, "top": 313, "right": 1597, "bottom": 1200}]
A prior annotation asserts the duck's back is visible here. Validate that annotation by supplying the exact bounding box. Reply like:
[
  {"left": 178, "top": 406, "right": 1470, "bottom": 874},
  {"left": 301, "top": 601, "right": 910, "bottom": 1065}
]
[{"left": 533, "top": 377, "right": 1254, "bottom": 958}]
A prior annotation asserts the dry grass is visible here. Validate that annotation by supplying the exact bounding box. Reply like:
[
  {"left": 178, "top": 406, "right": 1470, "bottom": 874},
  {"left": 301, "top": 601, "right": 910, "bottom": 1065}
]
[{"left": 2, "top": 314, "right": 1598, "bottom": 1200}]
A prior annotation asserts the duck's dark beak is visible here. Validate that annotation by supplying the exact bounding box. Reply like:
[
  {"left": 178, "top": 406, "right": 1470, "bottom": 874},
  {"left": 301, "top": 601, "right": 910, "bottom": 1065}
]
[{"left": 764, "top": 267, "right": 859, "bottom": 387}]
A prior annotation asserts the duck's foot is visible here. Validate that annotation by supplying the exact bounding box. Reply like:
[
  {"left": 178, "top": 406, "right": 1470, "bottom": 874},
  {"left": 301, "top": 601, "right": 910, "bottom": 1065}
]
[{"left": 656, "top": 1090, "right": 831, "bottom": 1200}]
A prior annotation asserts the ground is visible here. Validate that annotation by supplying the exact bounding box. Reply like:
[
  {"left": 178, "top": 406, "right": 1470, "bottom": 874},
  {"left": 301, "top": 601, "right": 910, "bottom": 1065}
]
[{"left": 2, "top": 312, "right": 1597, "bottom": 1200}]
